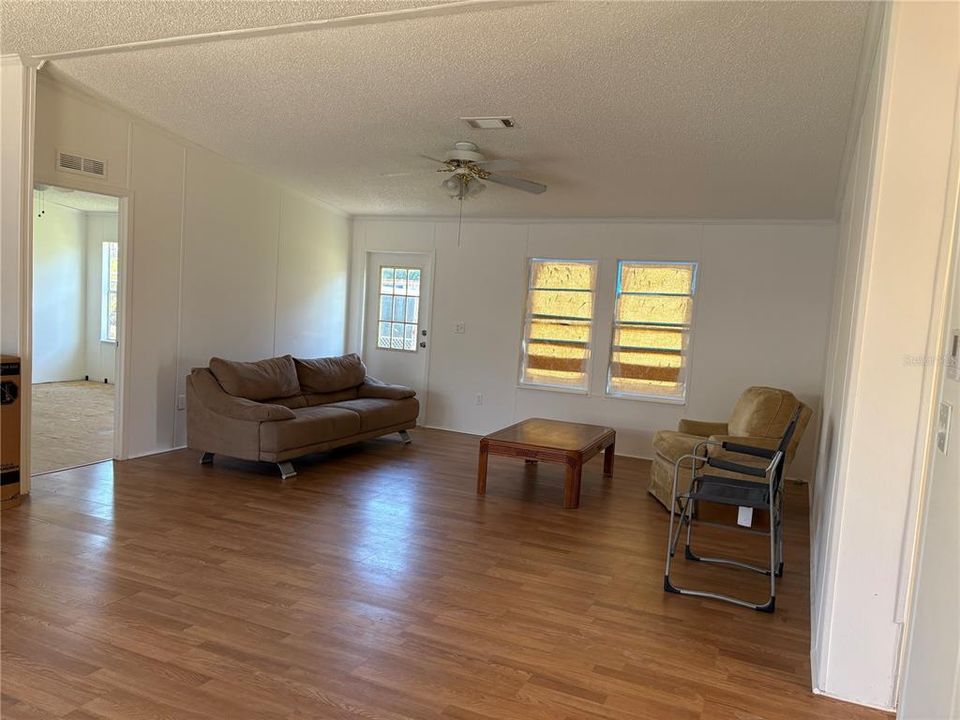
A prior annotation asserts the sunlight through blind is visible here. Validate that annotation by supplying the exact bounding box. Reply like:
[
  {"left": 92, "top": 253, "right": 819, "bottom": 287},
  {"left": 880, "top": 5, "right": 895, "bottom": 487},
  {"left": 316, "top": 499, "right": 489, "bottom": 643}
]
[
  {"left": 607, "top": 261, "right": 698, "bottom": 400},
  {"left": 520, "top": 259, "right": 597, "bottom": 391}
]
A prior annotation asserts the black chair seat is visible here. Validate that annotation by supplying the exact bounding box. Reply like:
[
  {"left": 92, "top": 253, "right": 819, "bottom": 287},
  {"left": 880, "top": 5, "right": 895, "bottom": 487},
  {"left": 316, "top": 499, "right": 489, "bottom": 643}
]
[{"left": 688, "top": 475, "right": 770, "bottom": 509}]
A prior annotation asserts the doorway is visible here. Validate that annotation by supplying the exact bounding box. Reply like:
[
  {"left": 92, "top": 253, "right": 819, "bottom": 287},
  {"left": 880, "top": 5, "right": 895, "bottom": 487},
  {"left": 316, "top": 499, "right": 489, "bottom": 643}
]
[
  {"left": 363, "top": 252, "right": 432, "bottom": 421},
  {"left": 30, "top": 184, "right": 121, "bottom": 474}
]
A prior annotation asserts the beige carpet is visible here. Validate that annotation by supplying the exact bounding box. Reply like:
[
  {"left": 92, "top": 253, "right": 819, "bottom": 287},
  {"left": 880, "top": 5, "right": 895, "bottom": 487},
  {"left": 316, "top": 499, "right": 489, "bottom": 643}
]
[{"left": 31, "top": 381, "right": 115, "bottom": 475}]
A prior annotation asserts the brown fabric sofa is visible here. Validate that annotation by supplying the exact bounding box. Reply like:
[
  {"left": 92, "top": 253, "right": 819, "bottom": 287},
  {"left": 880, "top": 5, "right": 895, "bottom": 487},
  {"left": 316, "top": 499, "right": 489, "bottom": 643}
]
[
  {"left": 186, "top": 353, "right": 418, "bottom": 479},
  {"left": 648, "top": 386, "right": 812, "bottom": 509}
]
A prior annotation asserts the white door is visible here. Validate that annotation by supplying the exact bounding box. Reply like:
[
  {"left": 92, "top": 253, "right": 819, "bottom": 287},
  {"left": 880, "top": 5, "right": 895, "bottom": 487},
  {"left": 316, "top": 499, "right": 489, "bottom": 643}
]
[{"left": 363, "top": 252, "right": 432, "bottom": 420}]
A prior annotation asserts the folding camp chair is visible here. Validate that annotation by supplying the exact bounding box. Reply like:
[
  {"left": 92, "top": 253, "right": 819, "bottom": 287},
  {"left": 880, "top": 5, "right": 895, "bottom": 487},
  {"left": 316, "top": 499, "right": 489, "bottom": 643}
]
[{"left": 663, "top": 407, "right": 802, "bottom": 612}]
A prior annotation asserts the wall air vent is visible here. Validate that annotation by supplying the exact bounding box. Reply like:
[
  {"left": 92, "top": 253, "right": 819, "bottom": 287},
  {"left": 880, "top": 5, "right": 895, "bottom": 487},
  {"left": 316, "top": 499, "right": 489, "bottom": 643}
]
[
  {"left": 57, "top": 150, "right": 107, "bottom": 179},
  {"left": 461, "top": 116, "right": 515, "bottom": 129}
]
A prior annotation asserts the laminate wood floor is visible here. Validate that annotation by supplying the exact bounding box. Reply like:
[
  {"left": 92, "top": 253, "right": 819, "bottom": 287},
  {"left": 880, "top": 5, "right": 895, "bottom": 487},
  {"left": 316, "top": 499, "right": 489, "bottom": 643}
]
[{"left": 1, "top": 428, "right": 890, "bottom": 720}]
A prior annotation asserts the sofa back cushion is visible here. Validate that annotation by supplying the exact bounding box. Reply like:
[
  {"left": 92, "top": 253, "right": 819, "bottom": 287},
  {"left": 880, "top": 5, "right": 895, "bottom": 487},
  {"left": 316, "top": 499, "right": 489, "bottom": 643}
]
[
  {"left": 209, "top": 355, "right": 300, "bottom": 401},
  {"left": 728, "top": 386, "right": 800, "bottom": 438},
  {"left": 295, "top": 354, "right": 366, "bottom": 394}
]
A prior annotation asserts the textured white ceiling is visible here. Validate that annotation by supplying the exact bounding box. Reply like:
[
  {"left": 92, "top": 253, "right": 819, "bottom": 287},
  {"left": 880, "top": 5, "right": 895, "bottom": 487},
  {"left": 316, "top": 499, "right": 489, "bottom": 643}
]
[
  {"left": 8, "top": 1, "right": 871, "bottom": 218},
  {"left": 0, "top": 1, "right": 454, "bottom": 56},
  {"left": 35, "top": 185, "right": 119, "bottom": 213}
]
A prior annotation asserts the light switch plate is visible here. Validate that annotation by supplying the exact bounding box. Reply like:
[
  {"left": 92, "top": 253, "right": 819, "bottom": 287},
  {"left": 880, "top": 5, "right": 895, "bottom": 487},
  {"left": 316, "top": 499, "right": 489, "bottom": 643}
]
[
  {"left": 177, "top": 394, "right": 186, "bottom": 411},
  {"left": 454, "top": 322, "right": 466, "bottom": 334},
  {"left": 936, "top": 401, "right": 952, "bottom": 454},
  {"left": 947, "top": 328, "right": 960, "bottom": 382}
]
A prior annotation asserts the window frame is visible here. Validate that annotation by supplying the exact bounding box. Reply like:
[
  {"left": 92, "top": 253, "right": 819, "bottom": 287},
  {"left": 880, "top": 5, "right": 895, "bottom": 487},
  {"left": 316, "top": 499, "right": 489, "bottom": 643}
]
[
  {"left": 374, "top": 264, "right": 423, "bottom": 353},
  {"left": 605, "top": 259, "right": 699, "bottom": 405},
  {"left": 517, "top": 257, "right": 599, "bottom": 394},
  {"left": 100, "top": 240, "right": 119, "bottom": 343}
]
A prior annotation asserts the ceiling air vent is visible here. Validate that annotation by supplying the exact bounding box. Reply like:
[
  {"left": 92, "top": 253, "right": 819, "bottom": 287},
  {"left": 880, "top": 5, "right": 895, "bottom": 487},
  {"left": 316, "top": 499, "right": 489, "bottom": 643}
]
[
  {"left": 57, "top": 150, "right": 107, "bottom": 179},
  {"left": 461, "top": 116, "right": 515, "bottom": 129}
]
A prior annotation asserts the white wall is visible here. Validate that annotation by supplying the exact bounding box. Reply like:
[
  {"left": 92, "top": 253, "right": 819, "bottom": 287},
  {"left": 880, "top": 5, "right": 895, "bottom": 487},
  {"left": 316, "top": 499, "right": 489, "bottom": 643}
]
[
  {"left": 349, "top": 217, "right": 837, "bottom": 477},
  {"left": 898, "top": 163, "right": 960, "bottom": 718},
  {"left": 84, "top": 212, "right": 117, "bottom": 384},
  {"left": 32, "top": 201, "right": 85, "bottom": 383},
  {"left": 810, "top": 2, "right": 960, "bottom": 710},
  {"left": 1, "top": 56, "right": 30, "bottom": 356},
  {"left": 34, "top": 76, "right": 351, "bottom": 459}
]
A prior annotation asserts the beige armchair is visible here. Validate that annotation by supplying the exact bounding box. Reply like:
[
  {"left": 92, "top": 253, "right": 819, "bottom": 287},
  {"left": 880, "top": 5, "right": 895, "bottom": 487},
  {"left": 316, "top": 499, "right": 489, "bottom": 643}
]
[{"left": 649, "top": 386, "right": 812, "bottom": 510}]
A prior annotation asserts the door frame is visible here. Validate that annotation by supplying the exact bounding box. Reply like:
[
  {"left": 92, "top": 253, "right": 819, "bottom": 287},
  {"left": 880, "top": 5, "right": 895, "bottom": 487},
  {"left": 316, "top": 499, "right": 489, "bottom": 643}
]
[
  {"left": 23, "top": 180, "right": 133, "bottom": 487},
  {"left": 360, "top": 249, "right": 435, "bottom": 422}
]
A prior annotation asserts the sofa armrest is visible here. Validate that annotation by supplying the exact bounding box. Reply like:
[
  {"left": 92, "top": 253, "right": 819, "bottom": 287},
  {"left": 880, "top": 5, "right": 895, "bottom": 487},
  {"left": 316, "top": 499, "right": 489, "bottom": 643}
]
[
  {"left": 678, "top": 419, "right": 728, "bottom": 437},
  {"left": 358, "top": 377, "right": 416, "bottom": 400},
  {"left": 189, "top": 369, "right": 295, "bottom": 422}
]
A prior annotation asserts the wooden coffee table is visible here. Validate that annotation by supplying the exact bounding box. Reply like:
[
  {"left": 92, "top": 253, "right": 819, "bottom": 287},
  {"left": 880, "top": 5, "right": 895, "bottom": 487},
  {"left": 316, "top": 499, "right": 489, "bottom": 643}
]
[{"left": 477, "top": 418, "right": 616, "bottom": 509}]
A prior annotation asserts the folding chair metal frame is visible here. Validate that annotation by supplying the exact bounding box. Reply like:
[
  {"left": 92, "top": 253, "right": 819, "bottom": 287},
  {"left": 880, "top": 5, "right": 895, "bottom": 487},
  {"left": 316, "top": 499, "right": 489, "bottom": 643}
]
[{"left": 662, "top": 407, "right": 800, "bottom": 612}]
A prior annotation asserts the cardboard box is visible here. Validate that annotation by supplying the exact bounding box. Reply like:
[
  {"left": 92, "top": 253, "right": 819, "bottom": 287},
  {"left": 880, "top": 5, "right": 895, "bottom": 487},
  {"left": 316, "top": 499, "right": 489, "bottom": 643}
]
[{"left": 1, "top": 355, "right": 22, "bottom": 509}]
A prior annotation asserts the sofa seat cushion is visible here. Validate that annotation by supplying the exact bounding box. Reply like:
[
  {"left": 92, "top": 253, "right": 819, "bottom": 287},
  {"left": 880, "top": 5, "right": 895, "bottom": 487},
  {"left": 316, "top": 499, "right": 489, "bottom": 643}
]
[
  {"left": 259, "top": 406, "right": 362, "bottom": 453},
  {"left": 326, "top": 398, "right": 418, "bottom": 432},
  {"left": 210, "top": 355, "right": 300, "bottom": 401},
  {"left": 302, "top": 388, "right": 359, "bottom": 406},
  {"left": 295, "top": 354, "right": 366, "bottom": 394}
]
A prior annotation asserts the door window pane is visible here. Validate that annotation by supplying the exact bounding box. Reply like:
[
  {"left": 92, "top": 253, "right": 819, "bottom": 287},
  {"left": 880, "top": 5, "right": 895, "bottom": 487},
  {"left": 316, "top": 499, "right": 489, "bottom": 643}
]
[{"left": 375, "top": 265, "right": 422, "bottom": 352}]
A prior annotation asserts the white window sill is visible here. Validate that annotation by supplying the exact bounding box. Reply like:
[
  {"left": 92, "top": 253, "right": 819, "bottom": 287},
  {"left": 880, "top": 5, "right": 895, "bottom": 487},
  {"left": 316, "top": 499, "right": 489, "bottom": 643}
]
[
  {"left": 604, "top": 390, "right": 687, "bottom": 405},
  {"left": 99, "top": 339, "right": 118, "bottom": 345}
]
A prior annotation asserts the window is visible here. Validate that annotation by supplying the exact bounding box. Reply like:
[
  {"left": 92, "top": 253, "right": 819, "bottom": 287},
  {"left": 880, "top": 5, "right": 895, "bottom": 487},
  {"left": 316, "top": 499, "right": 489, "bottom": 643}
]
[
  {"left": 100, "top": 241, "right": 119, "bottom": 342},
  {"left": 607, "top": 261, "right": 697, "bottom": 401},
  {"left": 376, "top": 266, "right": 421, "bottom": 351},
  {"left": 520, "top": 259, "right": 598, "bottom": 391}
]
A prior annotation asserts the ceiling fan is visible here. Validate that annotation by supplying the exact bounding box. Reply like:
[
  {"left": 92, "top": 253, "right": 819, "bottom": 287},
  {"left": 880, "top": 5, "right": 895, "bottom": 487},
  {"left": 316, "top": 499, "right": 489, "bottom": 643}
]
[{"left": 389, "top": 141, "right": 547, "bottom": 200}]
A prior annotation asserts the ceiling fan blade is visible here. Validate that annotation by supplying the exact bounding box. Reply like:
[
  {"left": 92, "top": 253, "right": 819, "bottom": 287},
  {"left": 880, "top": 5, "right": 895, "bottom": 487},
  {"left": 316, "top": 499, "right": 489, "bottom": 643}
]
[
  {"left": 473, "top": 158, "right": 519, "bottom": 172},
  {"left": 485, "top": 173, "right": 547, "bottom": 194},
  {"left": 418, "top": 154, "right": 449, "bottom": 165},
  {"left": 380, "top": 168, "right": 444, "bottom": 177}
]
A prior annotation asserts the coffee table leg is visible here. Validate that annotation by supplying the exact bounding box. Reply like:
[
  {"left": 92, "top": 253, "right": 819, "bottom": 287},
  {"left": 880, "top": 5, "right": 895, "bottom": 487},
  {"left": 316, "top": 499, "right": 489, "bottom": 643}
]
[
  {"left": 477, "top": 442, "right": 489, "bottom": 496},
  {"left": 603, "top": 441, "right": 615, "bottom": 477},
  {"left": 564, "top": 461, "right": 582, "bottom": 509}
]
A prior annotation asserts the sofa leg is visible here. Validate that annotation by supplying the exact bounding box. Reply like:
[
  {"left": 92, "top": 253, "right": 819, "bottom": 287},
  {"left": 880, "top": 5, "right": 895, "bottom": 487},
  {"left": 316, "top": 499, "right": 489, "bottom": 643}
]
[
  {"left": 398, "top": 430, "right": 412, "bottom": 445},
  {"left": 277, "top": 462, "right": 297, "bottom": 480},
  {"left": 199, "top": 452, "right": 214, "bottom": 465}
]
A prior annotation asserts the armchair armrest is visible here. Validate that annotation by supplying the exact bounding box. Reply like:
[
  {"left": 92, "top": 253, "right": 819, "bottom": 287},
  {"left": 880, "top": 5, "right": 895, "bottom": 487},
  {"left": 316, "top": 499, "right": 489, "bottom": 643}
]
[
  {"left": 358, "top": 376, "right": 416, "bottom": 400},
  {"left": 189, "top": 370, "right": 295, "bottom": 422},
  {"left": 678, "top": 419, "right": 729, "bottom": 437}
]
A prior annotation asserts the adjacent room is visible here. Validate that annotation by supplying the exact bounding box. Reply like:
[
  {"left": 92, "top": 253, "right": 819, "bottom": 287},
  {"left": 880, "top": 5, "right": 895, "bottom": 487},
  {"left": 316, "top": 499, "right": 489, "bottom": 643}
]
[
  {"left": 1, "top": 2, "right": 957, "bottom": 720},
  {"left": 30, "top": 184, "right": 119, "bottom": 474}
]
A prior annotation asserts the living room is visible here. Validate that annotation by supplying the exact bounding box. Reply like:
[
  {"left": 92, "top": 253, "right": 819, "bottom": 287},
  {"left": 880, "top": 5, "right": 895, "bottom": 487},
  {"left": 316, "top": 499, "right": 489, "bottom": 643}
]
[{"left": 1, "top": 2, "right": 958, "bottom": 719}]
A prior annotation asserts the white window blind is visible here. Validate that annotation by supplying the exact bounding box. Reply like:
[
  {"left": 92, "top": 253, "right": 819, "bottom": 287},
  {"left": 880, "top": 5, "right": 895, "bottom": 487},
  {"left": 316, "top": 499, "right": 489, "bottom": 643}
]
[
  {"left": 607, "top": 261, "right": 698, "bottom": 401},
  {"left": 519, "top": 259, "right": 598, "bottom": 391}
]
